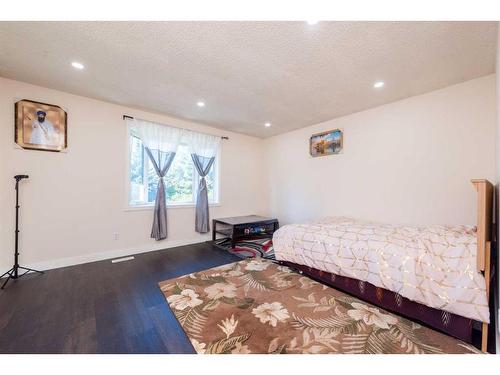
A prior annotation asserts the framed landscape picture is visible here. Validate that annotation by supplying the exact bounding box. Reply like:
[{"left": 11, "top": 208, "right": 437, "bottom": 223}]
[
  {"left": 15, "top": 99, "right": 67, "bottom": 152},
  {"left": 310, "top": 129, "right": 343, "bottom": 157}
]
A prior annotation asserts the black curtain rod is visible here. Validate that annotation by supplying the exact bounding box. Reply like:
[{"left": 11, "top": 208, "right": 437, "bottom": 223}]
[{"left": 123, "top": 115, "right": 229, "bottom": 140}]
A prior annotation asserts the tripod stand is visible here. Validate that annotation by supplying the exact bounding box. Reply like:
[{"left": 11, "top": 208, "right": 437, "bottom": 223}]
[{"left": 1, "top": 175, "right": 43, "bottom": 289}]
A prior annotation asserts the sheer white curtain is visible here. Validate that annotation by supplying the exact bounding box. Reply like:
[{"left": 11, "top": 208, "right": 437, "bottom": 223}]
[
  {"left": 132, "top": 118, "right": 182, "bottom": 153},
  {"left": 128, "top": 118, "right": 182, "bottom": 240},
  {"left": 184, "top": 130, "right": 221, "bottom": 233}
]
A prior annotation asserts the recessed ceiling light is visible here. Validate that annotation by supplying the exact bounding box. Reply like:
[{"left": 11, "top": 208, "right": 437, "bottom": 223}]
[
  {"left": 71, "top": 61, "right": 84, "bottom": 70},
  {"left": 307, "top": 20, "right": 319, "bottom": 25},
  {"left": 197, "top": 101, "right": 205, "bottom": 107},
  {"left": 373, "top": 81, "right": 385, "bottom": 89},
  {"left": 264, "top": 122, "right": 271, "bottom": 128}
]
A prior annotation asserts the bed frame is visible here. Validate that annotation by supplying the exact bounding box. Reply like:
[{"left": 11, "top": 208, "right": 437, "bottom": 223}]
[
  {"left": 282, "top": 179, "right": 494, "bottom": 352},
  {"left": 472, "top": 179, "right": 493, "bottom": 352}
]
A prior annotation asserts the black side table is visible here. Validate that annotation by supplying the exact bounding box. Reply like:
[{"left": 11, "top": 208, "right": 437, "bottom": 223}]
[{"left": 212, "top": 215, "right": 279, "bottom": 248}]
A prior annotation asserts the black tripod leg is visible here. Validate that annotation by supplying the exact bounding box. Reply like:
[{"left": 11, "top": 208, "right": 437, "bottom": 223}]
[
  {"left": 1, "top": 270, "right": 14, "bottom": 289},
  {"left": 0, "top": 268, "right": 13, "bottom": 280},
  {"left": 18, "top": 266, "right": 44, "bottom": 275}
]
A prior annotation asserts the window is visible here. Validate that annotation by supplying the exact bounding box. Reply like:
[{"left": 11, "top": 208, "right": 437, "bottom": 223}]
[{"left": 128, "top": 134, "right": 219, "bottom": 207}]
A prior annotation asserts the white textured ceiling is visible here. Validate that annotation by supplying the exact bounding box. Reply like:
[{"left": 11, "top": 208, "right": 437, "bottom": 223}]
[{"left": 0, "top": 21, "right": 496, "bottom": 138}]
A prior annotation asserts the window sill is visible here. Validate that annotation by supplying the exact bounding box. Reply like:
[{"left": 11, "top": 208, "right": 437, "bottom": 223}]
[{"left": 124, "top": 203, "right": 221, "bottom": 212}]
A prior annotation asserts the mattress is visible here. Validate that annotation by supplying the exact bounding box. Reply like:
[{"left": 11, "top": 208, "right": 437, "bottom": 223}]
[{"left": 273, "top": 217, "right": 489, "bottom": 323}]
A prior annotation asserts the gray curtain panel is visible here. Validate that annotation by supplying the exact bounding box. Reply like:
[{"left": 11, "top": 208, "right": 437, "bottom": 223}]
[
  {"left": 191, "top": 154, "right": 216, "bottom": 233},
  {"left": 145, "top": 147, "right": 176, "bottom": 240}
]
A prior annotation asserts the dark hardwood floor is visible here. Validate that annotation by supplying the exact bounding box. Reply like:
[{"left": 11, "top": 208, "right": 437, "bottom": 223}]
[
  {"left": 1, "top": 241, "right": 492, "bottom": 354},
  {"left": 0, "top": 242, "right": 239, "bottom": 354}
]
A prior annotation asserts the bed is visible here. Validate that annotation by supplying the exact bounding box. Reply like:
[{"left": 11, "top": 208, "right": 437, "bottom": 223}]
[{"left": 273, "top": 179, "right": 494, "bottom": 352}]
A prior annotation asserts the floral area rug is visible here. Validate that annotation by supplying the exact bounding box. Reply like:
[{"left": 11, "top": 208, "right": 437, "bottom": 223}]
[{"left": 158, "top": 258, "right": 481, "bottom": 354}]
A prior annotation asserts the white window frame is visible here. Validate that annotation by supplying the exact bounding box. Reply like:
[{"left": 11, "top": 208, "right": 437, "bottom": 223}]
[{"left": 124, "top": 122, "right": 221, "bottom": 211}]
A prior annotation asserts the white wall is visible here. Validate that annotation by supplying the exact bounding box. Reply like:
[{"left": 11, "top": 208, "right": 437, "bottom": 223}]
[
  {"left": 1, "top": 74, "right": 496, "bottom": 277},
  {"left": 265, "top": 74, "right": 496, "bottom": 227},
  {"left": 0, "top": 77, "right": 268, "bottom": 272}
]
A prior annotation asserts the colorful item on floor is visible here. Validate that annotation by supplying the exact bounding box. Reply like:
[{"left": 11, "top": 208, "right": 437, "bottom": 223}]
[{"left": 215, "top": 238, "right": 275, "bottom": 260}]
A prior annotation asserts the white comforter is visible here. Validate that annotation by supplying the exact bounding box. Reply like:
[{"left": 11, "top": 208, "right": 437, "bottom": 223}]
[{"left": 273, "top": 217, "right": 489, "bottom": 323}]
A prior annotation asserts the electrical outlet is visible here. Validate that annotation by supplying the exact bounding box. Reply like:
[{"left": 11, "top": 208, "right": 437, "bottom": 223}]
[{"left": 113, "top": 233, "right": 119, "bottom": 240}]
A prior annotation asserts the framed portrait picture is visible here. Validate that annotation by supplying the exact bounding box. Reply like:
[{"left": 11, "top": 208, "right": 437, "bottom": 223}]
[
  {"left": 15, "top": 99, "right": 67, "bottom": 152},
  {"left": 310, "top": 129, "right": 343, "bottom": 157}
]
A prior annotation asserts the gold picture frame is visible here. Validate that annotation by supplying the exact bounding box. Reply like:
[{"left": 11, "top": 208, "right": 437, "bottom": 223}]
[
  {"left": 15, "top": 99, "right": 67, "bottom": 152},
  {"left": 310, "top": 129, "right": 343, "bottom": 157}
]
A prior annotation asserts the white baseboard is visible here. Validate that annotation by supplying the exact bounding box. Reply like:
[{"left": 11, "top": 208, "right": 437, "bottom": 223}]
[{"left": 0, "top": 238, "right": 206, "bottom": 276}]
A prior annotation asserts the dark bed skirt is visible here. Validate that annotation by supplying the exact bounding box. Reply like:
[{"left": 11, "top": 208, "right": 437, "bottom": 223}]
[{"left": 280, "top": 261, "right": 473, "bottom": 343}]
